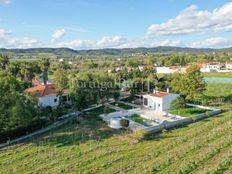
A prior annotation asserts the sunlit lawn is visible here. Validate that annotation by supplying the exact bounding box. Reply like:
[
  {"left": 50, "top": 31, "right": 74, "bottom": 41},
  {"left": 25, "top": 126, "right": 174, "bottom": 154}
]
[
  {"left": 169, "top": 106, "right": 208, "bottom": 117},
  {"left": 203, "top": 72, "right": 232, "bottom": 78}
]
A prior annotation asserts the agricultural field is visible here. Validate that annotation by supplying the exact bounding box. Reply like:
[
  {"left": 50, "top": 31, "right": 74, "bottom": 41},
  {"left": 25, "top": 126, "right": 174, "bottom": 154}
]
[
  {"left": 203, "top": 72, "right": 232, "bottom": 78},
  {"left": 1, "top": 83, "right": 232, "bottom": 174}
]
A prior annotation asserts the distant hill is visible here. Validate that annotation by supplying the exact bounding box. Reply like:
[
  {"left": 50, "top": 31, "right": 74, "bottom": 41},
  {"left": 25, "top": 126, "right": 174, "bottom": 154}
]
[{"left": 1, "top": 46, "right": 232, "bottom": 59}]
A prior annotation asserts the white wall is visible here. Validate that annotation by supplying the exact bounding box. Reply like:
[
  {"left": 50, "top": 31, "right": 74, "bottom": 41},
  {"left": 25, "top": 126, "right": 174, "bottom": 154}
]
[
  {"left": 156, "top": 67, "right": 170, "bottom": 74},
  {"left": 143, "top": 93, "right": 179, "bottom": 111},
  {"left": 39, "top": 95, "right": 59, "bottom": 108},
  {"left": 143, "top": 95, "right": 163, "bottom": 111},
  {"left": 200, "top": 67, "right": 211, "bottom": 73}
]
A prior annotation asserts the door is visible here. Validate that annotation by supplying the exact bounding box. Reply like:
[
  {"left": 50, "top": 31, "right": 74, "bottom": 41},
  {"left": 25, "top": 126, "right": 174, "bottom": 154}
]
[
  {"left": 157, "top": 103, "right": 161, "bottom": 111},
  {"left": 154, "top": 102, "right": 156, "bottom": 111}
]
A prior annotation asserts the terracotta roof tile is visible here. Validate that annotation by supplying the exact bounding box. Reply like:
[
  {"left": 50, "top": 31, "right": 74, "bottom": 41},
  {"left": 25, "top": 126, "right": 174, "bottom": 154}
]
[
  {"left": 150, "top": 91, "right": 169, "bottom": 98},
  {"left": 25, "top": 84, "right": 57, "bottom": 97}
]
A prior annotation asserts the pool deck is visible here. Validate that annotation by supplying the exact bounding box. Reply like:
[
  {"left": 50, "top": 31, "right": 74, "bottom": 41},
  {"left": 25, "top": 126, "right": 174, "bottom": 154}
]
[
  {"left": 101, "top": 108, "right": 185, "bottom": 131},
  {"left": 138, "top": 109, "right": 185, "bottom": 123}
]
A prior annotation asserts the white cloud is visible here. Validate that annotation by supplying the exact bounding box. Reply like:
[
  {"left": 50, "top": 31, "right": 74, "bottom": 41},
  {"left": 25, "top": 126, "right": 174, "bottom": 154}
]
[
  {"left": 116, "top": 40, "right": 145, "bottom": 48},
  {"left": 0, "top": 0, "right": 11, "bottom": 4},
  {"left": 151, "top": 39, "right": 182, "bottom": 47},
  {"left": 0, "top": 28, "right": 41, "bottom": 48},
  {"left": 0, "top": 29, "right": 11, "bottom": 38},
  {"left": 4, "top": 38, "right": 41, "bottom": 48},
  {"left": 97, "top": 36, "right": 126, "bottom": 47},
  {"left": 51, "top": 29, "right": 66, "bottom": 43},
  {"left": 147, "top": 2, "right": 232, "bottom": 36},
  {"left": 189, "top": 37, "right": 231, "bottom": 48},
  {"left": 56, "top": 39, "right": 95, "bottom": 49},
  {"left": 54, "top": 35, "right": 128, "bottom": 49}
]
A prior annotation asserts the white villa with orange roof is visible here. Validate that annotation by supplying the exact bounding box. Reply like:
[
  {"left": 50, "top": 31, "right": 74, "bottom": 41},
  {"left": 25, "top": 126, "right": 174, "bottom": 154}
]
[
  {"left": 25, "top": 84, "right": 71, "bottom": 109},
  {"left": 143, "top": 90, "right": 179, "bottom": 111}
]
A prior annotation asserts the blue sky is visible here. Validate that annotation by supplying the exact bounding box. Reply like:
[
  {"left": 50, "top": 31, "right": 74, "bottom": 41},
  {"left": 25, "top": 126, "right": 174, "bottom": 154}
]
[{"left": 0, "top": 0, "right": 232, "bottom": 49}]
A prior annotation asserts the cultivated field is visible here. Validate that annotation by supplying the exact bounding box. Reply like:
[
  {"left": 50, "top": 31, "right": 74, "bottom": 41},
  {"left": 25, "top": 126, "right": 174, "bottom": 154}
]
[
  {"left": 1, "top": 84, "right": 232, "bottom": 174},
  {"left": 203, "top": 72, "right": 232, "bottom": 78}
]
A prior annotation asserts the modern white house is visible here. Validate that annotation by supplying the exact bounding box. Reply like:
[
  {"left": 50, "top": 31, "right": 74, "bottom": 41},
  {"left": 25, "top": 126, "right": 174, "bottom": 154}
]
[
  {"left": 25, "top": 84, "right": 71, "bottom": 109},
  {"left": 200, "top": 63, "right": 223, "bottom": 72},
  {"left": 143, "top": 90, "right": 179, "bottom": 111},
  {"left": 156, "top": 66, "right": 188, "bottom": 74}
]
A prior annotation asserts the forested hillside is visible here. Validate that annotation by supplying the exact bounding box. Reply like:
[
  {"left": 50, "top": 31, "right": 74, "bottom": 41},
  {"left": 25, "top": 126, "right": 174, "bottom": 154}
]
[{"left": 1, "top": 46, "right": 232, "bottom": 59}]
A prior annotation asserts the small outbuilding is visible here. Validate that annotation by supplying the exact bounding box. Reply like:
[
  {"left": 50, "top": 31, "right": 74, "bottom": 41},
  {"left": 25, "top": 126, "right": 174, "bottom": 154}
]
[{"left": 143, "top": 90, "right": 179, "bottom": 111}]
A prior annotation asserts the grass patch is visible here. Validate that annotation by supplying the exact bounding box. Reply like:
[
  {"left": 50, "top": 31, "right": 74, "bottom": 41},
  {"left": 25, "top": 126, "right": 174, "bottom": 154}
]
[
  {"left": 131, "top": 114, "right": 144, "bottom": 123},
  {"left": 86, "top": 106, "right": 116, "bottom": 117},
  {"left": 169, "top": 106, "right": 208, "bottom": 117},
  {"left": 111, "top": 102, "right": 133, "bottom": 110},
  {"left": 129, "top": 114, "right": 155, "bottom": 127},
  {"left": 203, "top": 72, "right": 232, "bottom": 78}
]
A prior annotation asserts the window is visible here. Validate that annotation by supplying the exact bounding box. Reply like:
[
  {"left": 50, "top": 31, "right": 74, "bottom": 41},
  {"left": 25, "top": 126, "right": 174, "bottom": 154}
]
[{"left": 54, "top": 98, "right": 57, "bottom": 103}]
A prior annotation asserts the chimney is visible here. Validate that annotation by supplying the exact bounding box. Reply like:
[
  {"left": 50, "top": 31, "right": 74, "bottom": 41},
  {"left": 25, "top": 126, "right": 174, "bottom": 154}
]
[{"left": 167, "top": 87, "right": 170, "bottom": 93}]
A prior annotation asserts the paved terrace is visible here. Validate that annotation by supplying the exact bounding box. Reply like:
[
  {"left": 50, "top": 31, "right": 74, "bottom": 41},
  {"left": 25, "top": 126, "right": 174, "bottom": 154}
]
[{"left": 138, "top": 109, "right": 185, "bottom": 123}]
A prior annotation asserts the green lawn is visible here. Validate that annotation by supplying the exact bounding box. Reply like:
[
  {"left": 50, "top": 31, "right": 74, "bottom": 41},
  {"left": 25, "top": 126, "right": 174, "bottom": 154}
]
[
  {"left": 169, "top": 106, "right": 209, "bottom": 117},
  {"left": 1, "top": 83, "right": 232, "bottom": 174},
  {"left": 111, "top": 102, "right": 133, "bottom": 110},
  {"left": 86, "top": 106, "right": 116, "bottom": 117},
  {"left": 131, "top": 114, "right": 144, "bottom": 123},
  {"left": 203, "top": 72, "right": 232, "bottom": 78}
]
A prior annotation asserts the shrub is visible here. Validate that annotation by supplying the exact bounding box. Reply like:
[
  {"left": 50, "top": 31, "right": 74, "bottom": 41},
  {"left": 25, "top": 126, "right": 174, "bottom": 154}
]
[
  {"left": 205, "top": 111, "right": 212, "bottom": 117},
  {"left": 0, "top": 119, "right": 47, "bottom": 143},
  {"left": 120, "top": 119, "right": 130, "bottom": 128},
  {"left": 171, "top": 96, "right": 186, "bottom": 109},
  {"left": 103, "top": 106, "right": 110, "bottom": 114},
  {"left": 132, "top": 129, "right": 146, "bottom": 140}
]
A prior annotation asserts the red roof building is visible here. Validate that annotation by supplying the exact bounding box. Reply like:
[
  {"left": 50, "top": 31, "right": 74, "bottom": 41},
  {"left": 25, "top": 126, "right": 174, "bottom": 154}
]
[
  {"left": 150, "top": 91, "right": 169, "bottom": 98},
  {"left": 25, "top": 84, "right": 57, "bottom": 97},
  {"left": 25, "top": 84, "right": 70, "bottom": 108}
]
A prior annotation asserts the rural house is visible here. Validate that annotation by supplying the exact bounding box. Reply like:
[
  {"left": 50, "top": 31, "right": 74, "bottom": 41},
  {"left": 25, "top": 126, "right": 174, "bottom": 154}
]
[
  {"left": 25, "top": 84, "right": 71, "bottom": 109},
  {"left": 143, "top": 90, "right": 179, "bottom": 111}
]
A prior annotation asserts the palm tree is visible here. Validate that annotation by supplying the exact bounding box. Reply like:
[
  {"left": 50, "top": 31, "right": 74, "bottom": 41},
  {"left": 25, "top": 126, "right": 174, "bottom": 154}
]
[
  {"left": 154, "top": 75, "right": 171, "bottom": 92},
  {"left": 39, "top": 58, "right": 50, "bottom": 85},
  {"left": 19, "top": 62, "right": 34, "bottom": 82}
]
